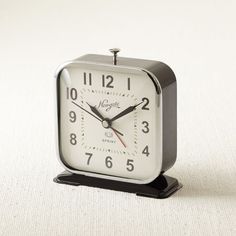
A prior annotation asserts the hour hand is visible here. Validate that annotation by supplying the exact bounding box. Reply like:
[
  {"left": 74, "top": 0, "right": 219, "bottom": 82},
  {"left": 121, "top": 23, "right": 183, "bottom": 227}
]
[
  {"left": 86, "top": 102, "right": 104, "bottom": 120},
  {"left": 110, "top": 101, "right": 144, "bottom": 122},
  {"left": 86, "top": 102, "right": 124, "bottom": 136}
]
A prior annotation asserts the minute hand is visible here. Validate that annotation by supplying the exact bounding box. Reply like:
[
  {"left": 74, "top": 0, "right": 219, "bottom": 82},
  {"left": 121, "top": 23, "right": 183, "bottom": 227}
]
[{"left": 110, "top": 101, "right": 143, "bottom": 122}]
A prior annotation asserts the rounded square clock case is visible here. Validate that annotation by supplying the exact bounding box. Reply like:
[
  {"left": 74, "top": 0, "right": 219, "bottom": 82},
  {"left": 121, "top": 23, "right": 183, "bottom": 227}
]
[{"left": 54, "top": 53, "right": 182, "bottom": 199}]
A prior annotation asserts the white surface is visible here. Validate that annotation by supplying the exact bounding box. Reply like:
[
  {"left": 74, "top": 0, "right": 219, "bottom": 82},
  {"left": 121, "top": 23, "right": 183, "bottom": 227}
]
[
  {"left": 0, "top": 0, "right": 236, "bottom": 235},
  {"left": 59, "top": 66, "right": 162, "bottom": 183}
]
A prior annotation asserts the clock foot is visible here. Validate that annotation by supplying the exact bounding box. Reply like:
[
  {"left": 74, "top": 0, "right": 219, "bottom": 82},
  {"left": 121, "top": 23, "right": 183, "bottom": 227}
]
[{"left": 54, "top": 171, "right": 182, "bottom": 199}]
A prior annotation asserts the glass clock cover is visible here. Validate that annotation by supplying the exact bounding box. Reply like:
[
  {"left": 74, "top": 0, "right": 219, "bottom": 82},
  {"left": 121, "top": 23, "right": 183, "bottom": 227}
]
[{"left": 55, "top": 56, "right": 176, "bottom": 185}]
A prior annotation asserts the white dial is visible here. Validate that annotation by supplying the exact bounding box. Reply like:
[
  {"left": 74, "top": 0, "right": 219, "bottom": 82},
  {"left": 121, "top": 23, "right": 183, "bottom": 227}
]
[{"left": 58, "top": 64, "right": 162, "bottom": 183}]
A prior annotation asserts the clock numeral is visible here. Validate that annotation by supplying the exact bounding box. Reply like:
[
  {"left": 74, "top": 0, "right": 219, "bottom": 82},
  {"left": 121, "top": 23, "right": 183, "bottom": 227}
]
[
  {"left": 70, "top": 133, "right": 77, "bottom": 145},
  {"left": 69, "top": 111, "right": 76, "bottom": 123},
  {"left": 102, "top": 75, "right": 114, "bottom": 88},
  {"left": 67, "top": 87, "right": 77, "bottom": 100},
  {"left": 141, "top": 121, "right": 149, "bottom": 133},
  {"left": 141, "top": 97, "right": 149, "bottom": 110},
  {"left": 85, "top": 152, "right": 93, "bottom": 165},
  {"left": 127, "top": 77, "right": 131, "bottom": 90},
  {"left": 105, "top": 156, "right": 113, "bottom": 168},
  {"left": 142, "top": 145, "right": 150, "bottom": 157},
  {"left": 84, "top": 72, "right": 92, "bottom": 86},
  {"left": 126, "top": 159, "right": 134, "bottom": 172}
]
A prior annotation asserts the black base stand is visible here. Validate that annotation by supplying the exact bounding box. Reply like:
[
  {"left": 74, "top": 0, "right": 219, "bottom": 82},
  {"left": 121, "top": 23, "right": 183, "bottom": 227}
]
[{"left": 54, "top": 171, "right": 182, "bottom": 199}]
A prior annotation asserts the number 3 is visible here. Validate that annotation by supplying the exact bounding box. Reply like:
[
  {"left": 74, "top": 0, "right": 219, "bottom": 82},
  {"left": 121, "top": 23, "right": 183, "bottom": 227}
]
[{"left": 142, "top": 121, "right": 149, "bottom": 133}]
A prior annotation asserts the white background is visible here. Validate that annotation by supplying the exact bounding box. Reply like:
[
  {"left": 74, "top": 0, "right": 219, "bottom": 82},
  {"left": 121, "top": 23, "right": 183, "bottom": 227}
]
[{"left": 0, "top": 0, "right": 236, "bottom": 235}]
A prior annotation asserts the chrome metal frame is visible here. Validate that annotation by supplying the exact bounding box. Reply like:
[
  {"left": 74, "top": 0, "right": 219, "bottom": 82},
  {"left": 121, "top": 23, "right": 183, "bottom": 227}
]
[{"left": 54, "top": 54, "right": 177, "bottom": 184}]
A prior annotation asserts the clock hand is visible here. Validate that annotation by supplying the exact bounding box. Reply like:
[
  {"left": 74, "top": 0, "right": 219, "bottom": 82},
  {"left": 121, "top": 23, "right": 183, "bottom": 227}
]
[
  {"left": 110, "top": 126, "right": 124, "bottom": 137},
  {"left": 86, "top": 102, "right": 124, "bottom": 137},
  {"left": 72, "top": 101, "right": 124, "bottom": 136},
  {"left": 71, "top": 101, "right": 101, "bottom": 122},
  {"left": 110, "top": 101, "right": 144, "bottom": 122},
  {"left": 110, "top": 127, "right": 126, "bottom": 148},
  {"left": 86, "top": 102, "right": 105, "bottom": 120}
]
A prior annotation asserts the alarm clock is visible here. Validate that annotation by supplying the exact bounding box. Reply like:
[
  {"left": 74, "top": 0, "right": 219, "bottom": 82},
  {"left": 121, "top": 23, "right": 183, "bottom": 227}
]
[{"left": 54, "top": 49, "right": 182, "bottom": 198}]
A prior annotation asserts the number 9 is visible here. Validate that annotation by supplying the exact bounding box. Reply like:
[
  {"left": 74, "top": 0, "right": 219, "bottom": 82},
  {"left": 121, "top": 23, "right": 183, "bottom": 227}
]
[{"left": 69, "top": 111, "right": 76, "bottom": 122}]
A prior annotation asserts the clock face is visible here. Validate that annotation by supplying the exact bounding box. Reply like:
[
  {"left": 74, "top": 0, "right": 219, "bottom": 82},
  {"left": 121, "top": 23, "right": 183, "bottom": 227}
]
[{"left": 57, "top": 63, "right": 162, "bottom": 184}]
